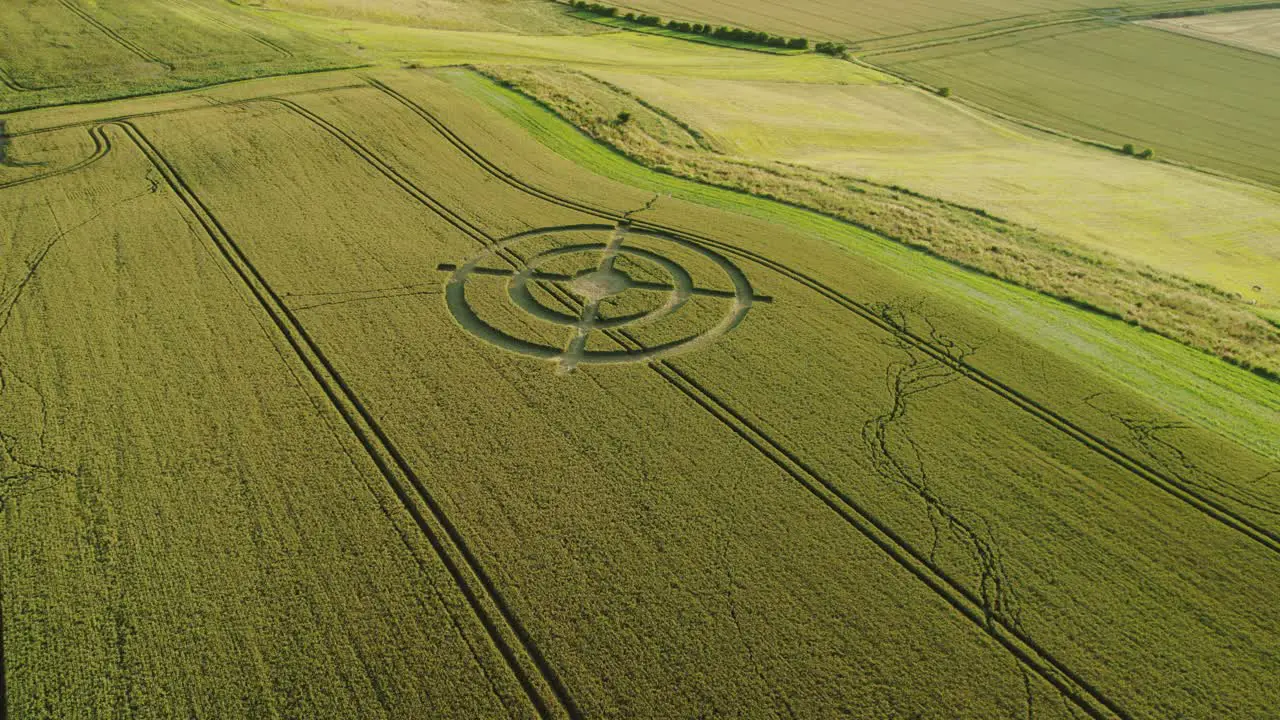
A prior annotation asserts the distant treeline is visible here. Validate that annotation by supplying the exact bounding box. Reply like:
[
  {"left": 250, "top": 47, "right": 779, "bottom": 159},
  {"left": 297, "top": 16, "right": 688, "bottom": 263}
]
[
  {"left": 1145, "top": 1, "right": 1280, "bottom": 18},
  {"left": 568, "top": 1, "right": 848, "bottom": 54}
]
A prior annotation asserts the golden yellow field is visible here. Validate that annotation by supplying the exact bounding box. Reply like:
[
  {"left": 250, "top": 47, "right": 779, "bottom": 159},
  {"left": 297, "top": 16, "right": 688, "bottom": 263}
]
[{"left": 2, "top": 2, "right": 1279, "bottom": 717}]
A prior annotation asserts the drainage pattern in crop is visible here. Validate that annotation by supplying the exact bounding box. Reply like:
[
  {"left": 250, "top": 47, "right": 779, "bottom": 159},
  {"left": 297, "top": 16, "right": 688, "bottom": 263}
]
[{"left": 438, "top": 222, "right": 771, "bottom": 372}]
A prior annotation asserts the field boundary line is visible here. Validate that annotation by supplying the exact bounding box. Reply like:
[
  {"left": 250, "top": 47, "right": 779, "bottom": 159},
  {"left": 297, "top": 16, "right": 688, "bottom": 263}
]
[
  {"left": 57, "top": 0, "right": 173, "bottom": 70},
  {"left": 111, "top": 120, "right": 576, "bottom": 720},
  {"left": 0, "top": 65, "right": 369, "bottom": 118},
  {"left": 294, "top": 80, "right": 1128, "bottom": 719},
  {"left": 362, "top": 78, "right": 1280, "bottom": 555},
  {"left": 6, "top": 84, "right": 365, "bottom": 139},
  {"left": 0, "top": 126, "right": 111, "bottom": 191}
]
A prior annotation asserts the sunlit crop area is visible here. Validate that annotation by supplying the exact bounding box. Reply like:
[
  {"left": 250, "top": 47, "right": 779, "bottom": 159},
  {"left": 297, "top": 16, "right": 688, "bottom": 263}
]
[{"left": 2, "top": 1, "right": 1277, "bottom": 718}]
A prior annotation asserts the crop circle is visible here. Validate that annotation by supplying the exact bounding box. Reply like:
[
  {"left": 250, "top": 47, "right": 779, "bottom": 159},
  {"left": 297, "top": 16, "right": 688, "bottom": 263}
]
[{"left": 439, "top": 223, "right": 769, "bottom": 371}]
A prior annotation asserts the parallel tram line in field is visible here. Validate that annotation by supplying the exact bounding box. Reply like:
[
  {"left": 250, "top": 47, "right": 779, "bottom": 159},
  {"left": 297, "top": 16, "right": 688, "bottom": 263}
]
[
  {"left": 110, "top": 120, "right": 578, "bottom": 720},
  {"left": 353, "top": 75, "right": 1280, "bottom": 715},
  {"left": 172, "top": 0, "right": 294, "bottom": 58},
  {"left": 56, "top": 0, "right": 173, "bottom": 70},
  {"left": 275, "top": 80, "right": 1125, "bottom": 720},
  {"left": 4, "top": 78, "right": 1263, "bottom": 718},
  {"left": 363, "top": 79, "right": 1280, "bottom": 556},
  {"left": 518, "top": 281, "right": 1127, "bottom": 720}
]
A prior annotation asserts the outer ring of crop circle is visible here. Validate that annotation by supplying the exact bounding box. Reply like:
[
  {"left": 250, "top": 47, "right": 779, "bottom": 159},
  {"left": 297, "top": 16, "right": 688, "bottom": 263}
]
[{"left": 443, "top": 223, "right": 758, "bottom": 366}]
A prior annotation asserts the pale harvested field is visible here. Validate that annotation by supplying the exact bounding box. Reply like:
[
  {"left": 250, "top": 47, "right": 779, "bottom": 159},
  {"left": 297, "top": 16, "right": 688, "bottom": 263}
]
[
  {"left": 1142, "top": 8, "right": 1280, "bottom": 57},
  {"left": 594, "top": 70, "right": 1280, "bottom": 311}
]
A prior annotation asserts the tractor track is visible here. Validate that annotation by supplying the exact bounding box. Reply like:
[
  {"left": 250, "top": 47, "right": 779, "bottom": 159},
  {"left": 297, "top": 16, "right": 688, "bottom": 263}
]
[
  {"left": 4, "top": 84, "right": 365, "bottom": 140},
  {"left": 363, "top": 78, "right": 1280, "bottom": 557},
  {"left": 260, "top": 84, "right": 1127, "bottom": 720},
  {"left": 0, "top": 67, "right": 39, "bottom": 94},
  {"left": 858, "top": 301, "right": 1025, "bottom": 632},
  {"left": 57, "top": 0, "right": 173, "bottom": 70},
  {"left": 1084, "top": 393, "right": 1280, "bottom": 520},
  {"left": 0, "top": 126, "right": 111, "bottom": 191},
  {"left": 110, "top": 120, "right": 577, "bottom": 720},
  {"left": 173, "top": 0, "right": 293, "bottom": 57}
]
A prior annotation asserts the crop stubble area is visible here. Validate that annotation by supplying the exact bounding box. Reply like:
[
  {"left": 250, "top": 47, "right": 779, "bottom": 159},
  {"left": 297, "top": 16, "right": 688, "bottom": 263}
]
[{"left": 1, "top": 66, "right": 1278, "bottom": 718}]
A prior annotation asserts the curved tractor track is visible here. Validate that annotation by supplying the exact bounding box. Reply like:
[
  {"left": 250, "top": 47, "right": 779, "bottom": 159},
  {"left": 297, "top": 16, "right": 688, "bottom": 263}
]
[
  {"left": 362, "top": 78, "right": 1280, "bottom": 557},
  {"left": 250, "top": 82, "right": 1126, "bottom": 720},
  {"left": 0, "top": 126, "right": 112, "bottom": 191}
]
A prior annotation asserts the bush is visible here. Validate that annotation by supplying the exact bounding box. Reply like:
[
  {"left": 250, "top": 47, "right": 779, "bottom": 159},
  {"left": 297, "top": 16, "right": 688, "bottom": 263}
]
[
  {"left": 1138, "top": 148, "right": 1154, "bottom": 159},
  {"left": 936, "top": 86, "right": 951, "bottom": 97},
  {"left": 1122, "top": 143, "right": 1135, "bottom": 155},
  {"left": 576, "top": 2, "right": 617, "bottom": 17},
  {"left": 607, "top": 11, "right": 807, "bottom": 50},
  {"left": 815, "top": 41, "right": 847, "bottom": 56},
  {"left": 615, "top": 111, "right": 632, "bottom": 125}
]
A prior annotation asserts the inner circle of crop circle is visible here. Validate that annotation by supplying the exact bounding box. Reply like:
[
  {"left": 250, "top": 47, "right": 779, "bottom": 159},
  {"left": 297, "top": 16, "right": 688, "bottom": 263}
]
[
  {"left": 441, "top": 223, "right": 762, "bottom": 370},
  {"left": 507, "top": 242, "right": 694, "bottom": 330}
]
